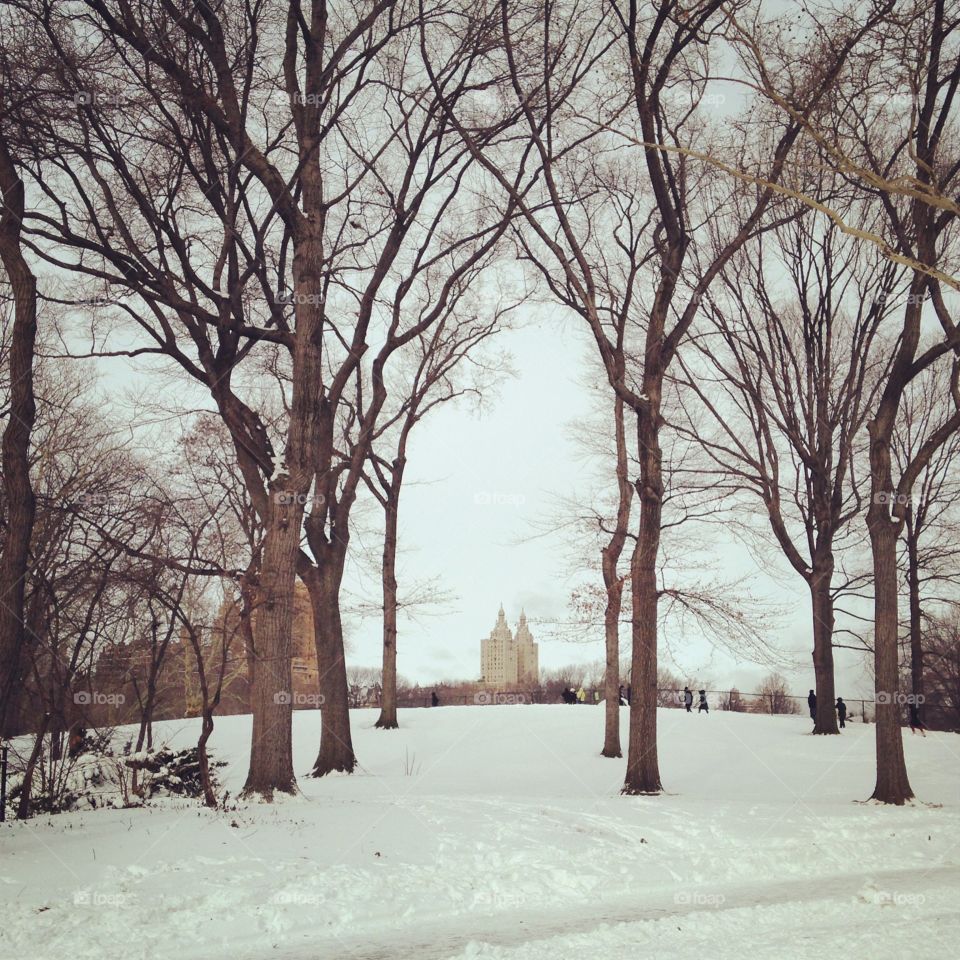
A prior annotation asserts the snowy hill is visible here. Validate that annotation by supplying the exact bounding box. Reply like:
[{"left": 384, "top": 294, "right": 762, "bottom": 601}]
[{"left": 1, "top": 705, "right": 958, "bottom": 959}]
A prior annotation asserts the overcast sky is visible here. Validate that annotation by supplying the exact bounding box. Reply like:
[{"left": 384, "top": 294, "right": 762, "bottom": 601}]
[{"left": 335, "top": 307, "right": 877, "bottom": 703}]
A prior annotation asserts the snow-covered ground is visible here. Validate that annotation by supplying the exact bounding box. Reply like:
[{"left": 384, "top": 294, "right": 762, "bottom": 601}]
[{"left": 1, "top": 705, "right": 958, "bottom": 959}]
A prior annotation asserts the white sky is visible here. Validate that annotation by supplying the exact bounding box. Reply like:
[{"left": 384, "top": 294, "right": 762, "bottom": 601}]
[{"left": 337, "top": 308, "right": 878, "bottom": 702}]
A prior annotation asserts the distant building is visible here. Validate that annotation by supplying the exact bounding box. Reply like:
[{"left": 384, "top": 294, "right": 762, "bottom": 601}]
[{"left": 480, "top": 605, "right": 539, "bottom": 687}]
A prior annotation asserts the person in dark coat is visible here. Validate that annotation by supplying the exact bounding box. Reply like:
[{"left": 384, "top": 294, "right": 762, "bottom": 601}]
[
  {"left": 807, "top": 690, "right": 817, "bottom": 722},
  {"left": 835, "top": 697, "right": 847, "bottom": 729},
  {"left": 431, "top": 690, "right": 439, "bottom": 707},
  {"left": 698, "top": 690, "right": 709, "bottom": 713},
  {"left": 683, "top": 687, "right": 693, "bottom": 712},
  {"left": 908, "top": 702, "right": 927, "bottom": 736}
]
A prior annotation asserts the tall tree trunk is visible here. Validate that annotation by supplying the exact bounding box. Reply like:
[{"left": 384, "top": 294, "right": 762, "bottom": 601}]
[
  {"left": 601, "top": 396, "right": 631, "bottom": 758},
  {"left": 601, "top": 577, "right": 625, "bottom": 758},
  {"left": 376, "top": 484, "right": 401, "bottom": 730},
  {"left": 240, "top": 505, "right": 300, "bottom": 799},
  {"left": 307, "top": 556, "right": 356, "bottom": 776},
  {"left": 809, "top": 555, "right": 839, "bottom": 734},
  {"left": 241, "top": 216, "right": 328, "bottom": 798},
  {"left": 866, "top": 421, "right": 914, "bottom": 805},
  {"left": 623, "top": 407, "right": 663, "bottom": 795},
  {"left": 905, "top": 522, "right": 924, "bottom": 719},
  {"left": 0, "top": 139, "right": 38, "bottom": 739}
]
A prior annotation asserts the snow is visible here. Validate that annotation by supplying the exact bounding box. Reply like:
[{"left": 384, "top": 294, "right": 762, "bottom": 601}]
[{"left": 1, "top": 705, "right": 957, "bottom": 959}]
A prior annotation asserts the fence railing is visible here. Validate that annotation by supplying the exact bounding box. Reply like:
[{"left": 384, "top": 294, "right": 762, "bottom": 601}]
[{"left": 356, "top": 687, "right": 876, "bottom": 722}]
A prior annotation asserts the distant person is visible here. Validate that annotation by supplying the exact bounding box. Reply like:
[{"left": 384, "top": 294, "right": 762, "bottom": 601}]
[
  {"left": 835, "top": 697, "right": 847, "bottom": 729},
  {"left": 561, "top": 688, "right": 572, "bottom": 704},
  {"left": 431, "top": 690, "right": 439, "bottom": 708},
  {"left": 593, "top": 690, "right": 600, "bottom": 704},
  {"left": 698, "top": 690, "right": 709, "bottom": 714},
  {"left": 683, "top": 687, "right": 693, "bottom": 713},
  {"left": 626, "top": 684, "right": 632, "bottom": 705},
  {"left": 576, "top": 686, "right": 586, "bottom": 704},
  {"left": 908, "top": 703, "right": 927, "bottom": 737},
  {"left": 808, "top": 690, "right": 816, "bottom": 723},
  {"left": 618, "top": 685, "right": 627, "bottom": 706}
]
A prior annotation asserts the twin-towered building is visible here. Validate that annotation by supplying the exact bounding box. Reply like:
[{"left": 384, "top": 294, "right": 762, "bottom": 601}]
[{"left": 480, "top": 605, "right": 539, "bottom": 687}]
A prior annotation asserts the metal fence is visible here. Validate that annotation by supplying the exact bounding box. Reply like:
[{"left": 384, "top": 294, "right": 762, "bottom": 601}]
[{"left": 381, "top": 687, "right": 875, "bottom": 721}]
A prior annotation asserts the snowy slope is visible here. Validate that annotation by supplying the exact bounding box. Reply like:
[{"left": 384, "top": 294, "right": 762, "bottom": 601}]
[{"left": 1, "top": 705, "right": 957, "bottom": 960}]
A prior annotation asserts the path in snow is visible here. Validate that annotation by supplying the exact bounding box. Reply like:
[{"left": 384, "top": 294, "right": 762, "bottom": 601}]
[{"left": 251, "top": 864, "right": 960, "bottom": 960}]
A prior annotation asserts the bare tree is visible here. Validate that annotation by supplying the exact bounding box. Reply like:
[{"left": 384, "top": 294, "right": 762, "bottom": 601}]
[
  {"left": 923, "top": 611, "right": 960, "bottom": 731},
  {"left": 428, "top": 0, "right": 878, "bottom": 794},
  {"left": 673, "top": 199, "right": 902, "bottom": 735},
  {"left": 11, "top": 0, "right": 518, "bottom": 795},
  {"left": 0, "top": 66, "right": 39, "bottom": 736},
  {"left": 893, "top": 365, "right": 960, "bottom": 721},
  {"left": 756, "top": 673, "right": 801, "bottom": 716},
  {"left": 836, "top": 3, "right": 960, "bottom": 804},
  {"left": 365, "top": 298, "right": 505, "bottom": 729}
]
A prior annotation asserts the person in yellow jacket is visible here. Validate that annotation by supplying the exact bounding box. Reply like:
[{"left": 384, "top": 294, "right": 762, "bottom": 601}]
[{"left": 576, "top": 687, "right": 586, "bottom": 703}]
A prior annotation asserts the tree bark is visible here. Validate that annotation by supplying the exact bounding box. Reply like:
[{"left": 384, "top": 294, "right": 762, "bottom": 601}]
[
  {"left": 866, "top": 422, "right": 914, "bottom": 805},
  {"left": 623, "top": 407, "right": 663, "bottom": 795},
  {"left": 376, "top": 481, "right": 401, "bottom": 730},
  {"left": 240, "top": 503, "right": 300, "bottom": 799},
  {"left": 809, "top": 555, "right": 839, "bottom": 734},
  {"left": 306, "top": 556, "right": 357, "bottom": 776},
  {"left": 905, "top": 519, "right": 925, "bottom": 718},
  {"left": 0, "top": 138, "right": 38, "bottom": 739},
  {"left": 601, "top": 396, "right": 631, "bottom": 758}
]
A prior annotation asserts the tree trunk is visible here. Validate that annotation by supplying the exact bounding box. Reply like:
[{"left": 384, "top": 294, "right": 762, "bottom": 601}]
[
  {"left": 866, "top": 421, "right": 914, "bottom": 805},
  {"left": 197, "top": 710, "right": 217, "bottom": 808},
  {"left": 307, "top": 558, "right": 357, "bottom": 776},
  {"left": 623, "top": 407, "right": 663, "bottom": 795},
  {"left": 809, "top": 557, "right": 839, "bottom": 734},
  {"left": 240, "top": 502, "right": 300, "bottom": 799},
  {"left": 16, "top": 713, "right": 49, "bottom": 819},
  {"left": 0, "top": 139, "right": 38, "bottom": 739},
  {"left": 601, "top": 397, "right": 631, "bottom": 759},
  {"left": 601, "top": 577, "right": 624, "bottom": 758},
  {"left": 906, "top": 523, "right": 924, "bottom": 719},
  {"left": 376, "top": 485, "right": 401, "bottom": 730}
]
